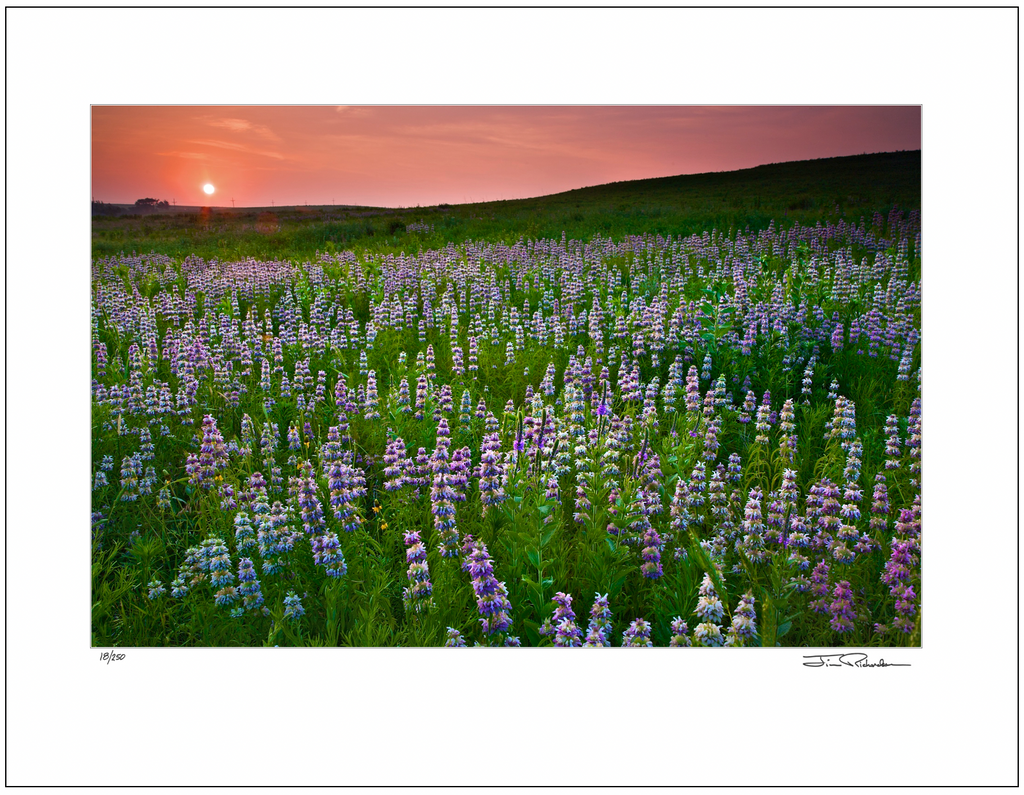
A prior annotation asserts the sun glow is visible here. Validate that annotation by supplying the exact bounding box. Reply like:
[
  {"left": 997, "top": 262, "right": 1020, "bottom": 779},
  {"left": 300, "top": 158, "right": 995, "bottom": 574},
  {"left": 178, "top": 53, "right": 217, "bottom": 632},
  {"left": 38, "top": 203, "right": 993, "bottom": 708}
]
[{"left": 203, "top": 183, "right": 215, "bottom": 195}]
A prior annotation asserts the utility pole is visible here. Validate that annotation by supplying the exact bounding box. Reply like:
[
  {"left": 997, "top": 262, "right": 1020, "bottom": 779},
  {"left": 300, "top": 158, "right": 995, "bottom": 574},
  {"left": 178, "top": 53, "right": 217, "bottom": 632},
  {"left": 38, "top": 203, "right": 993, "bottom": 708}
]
[{"left": 231, "top": 198, "right": 235, "bottom": 208}]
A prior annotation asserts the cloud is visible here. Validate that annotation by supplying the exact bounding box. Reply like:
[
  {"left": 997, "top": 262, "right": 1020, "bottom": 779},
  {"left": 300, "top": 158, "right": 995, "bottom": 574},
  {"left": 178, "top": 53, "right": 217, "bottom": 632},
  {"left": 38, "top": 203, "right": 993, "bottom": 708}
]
[
  {"left": 155, "top": 150, "right": 208, "bottom": 160},
  {"left": 187, "top": 139, "right": 286, "bottom": 160},
  {"left": 209, "top": 118, "right": 251, "bottom": 132},
  {"left": 207, "top": 117, "right": 282, "bottom": 141},
  {"left": 335, "top": 106, "right": 375, "bottom": 117}
]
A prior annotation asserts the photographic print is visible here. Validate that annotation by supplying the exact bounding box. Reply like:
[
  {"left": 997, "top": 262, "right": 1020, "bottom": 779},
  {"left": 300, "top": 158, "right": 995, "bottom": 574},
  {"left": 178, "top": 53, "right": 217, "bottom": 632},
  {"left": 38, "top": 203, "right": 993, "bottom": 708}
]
[{"left": 90, "top": 105, "right": 924, "bottom": 650}]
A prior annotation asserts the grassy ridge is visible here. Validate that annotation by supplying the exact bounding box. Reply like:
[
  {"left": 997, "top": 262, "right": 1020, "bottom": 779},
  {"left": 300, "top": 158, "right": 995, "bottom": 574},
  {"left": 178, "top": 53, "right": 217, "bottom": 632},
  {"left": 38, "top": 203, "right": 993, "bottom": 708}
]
[{"left": 92, "top": 151, "right": 920, "bottom": 261}]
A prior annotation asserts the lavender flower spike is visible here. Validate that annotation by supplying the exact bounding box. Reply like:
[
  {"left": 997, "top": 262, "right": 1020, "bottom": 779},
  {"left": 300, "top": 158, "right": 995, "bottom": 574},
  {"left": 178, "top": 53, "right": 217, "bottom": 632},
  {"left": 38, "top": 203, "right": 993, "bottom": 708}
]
[
  {"left": 583, "top": 593, "right": 613, "bottom": 647},
  {"left": 444, "top": 628, "right": 467, "bottom": 647},
  {"left": 621, "top": 618, "right": 654, "bottom": 647}
]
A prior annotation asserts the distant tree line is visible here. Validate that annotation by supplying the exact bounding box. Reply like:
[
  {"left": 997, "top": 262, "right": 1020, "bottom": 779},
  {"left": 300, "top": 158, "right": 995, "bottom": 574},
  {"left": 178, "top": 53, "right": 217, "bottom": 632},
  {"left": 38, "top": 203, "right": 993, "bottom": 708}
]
[
  {"left": 134, "top": 197, "right": 171, "bottom": 209},
  {"left": 92, "top": 198, "right": 173, "bottom": 216},
  {"left": 92, "top": 201, "right": 125, "bottom": 216}
]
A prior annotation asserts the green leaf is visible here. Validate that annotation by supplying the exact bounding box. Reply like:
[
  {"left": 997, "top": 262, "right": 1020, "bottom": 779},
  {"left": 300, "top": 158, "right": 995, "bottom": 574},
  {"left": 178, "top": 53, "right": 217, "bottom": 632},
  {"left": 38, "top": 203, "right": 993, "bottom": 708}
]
[
  {"left": 777, "top": 621, "right": 792, "bottom": 639},
  {"left": 526, "top": 549, "right": 540, "bottom": 569}
]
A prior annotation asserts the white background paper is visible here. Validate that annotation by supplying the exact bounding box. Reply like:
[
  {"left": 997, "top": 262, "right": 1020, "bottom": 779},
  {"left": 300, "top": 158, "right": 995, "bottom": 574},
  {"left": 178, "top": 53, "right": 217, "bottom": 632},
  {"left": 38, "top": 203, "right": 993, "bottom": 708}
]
[{"left": 5, "top": 5, "right": 1018, "bottom": 788}]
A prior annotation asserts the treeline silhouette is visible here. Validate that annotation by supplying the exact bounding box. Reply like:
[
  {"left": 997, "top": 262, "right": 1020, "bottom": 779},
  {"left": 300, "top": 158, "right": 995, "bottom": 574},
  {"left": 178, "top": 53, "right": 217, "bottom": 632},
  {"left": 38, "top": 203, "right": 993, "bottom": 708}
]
[{"left": 92, "top": 198, "right": 173, "bottom": 216}]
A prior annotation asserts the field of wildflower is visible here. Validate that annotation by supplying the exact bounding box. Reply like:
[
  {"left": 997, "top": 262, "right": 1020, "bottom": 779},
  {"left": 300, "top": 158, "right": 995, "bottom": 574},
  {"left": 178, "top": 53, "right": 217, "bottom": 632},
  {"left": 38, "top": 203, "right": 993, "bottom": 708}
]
[{"left": 91, "top": 205, "right": 922, "bottom": 648}]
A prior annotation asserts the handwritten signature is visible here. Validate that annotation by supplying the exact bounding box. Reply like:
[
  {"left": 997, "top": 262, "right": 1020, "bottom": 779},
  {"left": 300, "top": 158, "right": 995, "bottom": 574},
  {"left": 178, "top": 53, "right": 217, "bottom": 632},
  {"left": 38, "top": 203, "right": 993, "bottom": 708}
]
[{"left": 803, "top": 653, "right": 910, "bottom": 668}]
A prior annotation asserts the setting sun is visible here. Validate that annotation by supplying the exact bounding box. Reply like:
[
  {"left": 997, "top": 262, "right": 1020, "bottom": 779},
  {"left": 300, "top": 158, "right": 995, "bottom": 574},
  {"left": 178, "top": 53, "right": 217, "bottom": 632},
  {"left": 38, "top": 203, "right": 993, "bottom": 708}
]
[{"left": 203, "top": 183, "right": 215, "bottom": 195}]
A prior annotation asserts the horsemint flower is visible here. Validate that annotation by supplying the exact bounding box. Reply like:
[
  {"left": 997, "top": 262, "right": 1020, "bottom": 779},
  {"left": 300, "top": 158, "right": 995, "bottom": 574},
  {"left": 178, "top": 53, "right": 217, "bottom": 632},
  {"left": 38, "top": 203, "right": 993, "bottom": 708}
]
[
  {"left": 402, "top": 528, "right": 434, "bottom": 614},
  {"left": 200, "top": 414, "right": 230, "bottom": 473},
  {"left": 582, "top": 593, "right": 613, "bottom": 647},
  {"left": 668, "top": 617, "right": 692, "bottom": 647},
  {"left": 170, "top": 575, "right": 189, "bottom": 599},
  {"left": 312, "top": 532, "right": 348, "bottom": 578},
  {"left": 297, "top": 473, "right": 326, "bottom": 536},
  {"left": 363, "top": 370, "right": 380, "bottom": 420},
  {"left": 727, "top": 452, "right": 743, "bottom": 483},
  {"left": 738, "top": 390, "right": 756, "bottom": 424},
  {"left": 684, "top": 366, "right": 701, "bottom": 412},
  {"left": 738, "top": 488, "right": 768, "bottom": 563},
  {"left": 465, "top": 539, "right": 513, "bottom": 640},
  {"left": 693, "top": 573, "right": 726, "bottom": 647},
  {"left": 237, "top": 557, "right": 265, "bottom": 610},
  {"left": 234, "top": 510, "right": 257, "bottom": 553},
  {"left": 283, "top": 590, "right": 305, "bottom": 621},
  {"left": 256, "top": 498, "right": 294, "bottom": 576},
  {"left": 724, "top": 591, "right": 757, "bottom": 646},
  {"left": 778, "top": 399, "right": 797, "bottom": 461},
  {"left": 329, "top": 461, "right": 366, "bottom": 532},
  {"left": 430, "top": 418, "right": 460, "bottom": 557},
  {"left": 754, "top": 397, "right": 772, "bottom": 445},
  {"left": 444, "top": 628, "right": 467, "bottom": 647},
  {"left": 694, "top": 573, "right": 725, "bottom": 624},
  {"left": 640, "top": 521, "right": 664, "bottom": 580},
  {"left": 621, "top": 617, "right": 653, "bottom": 647},
  {"left": 320, "top": 425, "right": 344, "bottom": 470},
  {"left": 544, "top": 592, "right": 583, "bottom": 647},
  {"left": 287, "top": 424, "right": 302, "bottom": 451},
  {"left": 829, "top": 580, "right": 857, "bottom": 633},
  {"left": 692, "top": 621, "right": 724, "bottom": 647},
  {"left": 120, "top": 453, "right": 141, "bottom": 501},
  {"left": 809, "top": 560, "right": 831, "bottom": 614},
  {"left": 869, "top": 474, "right": 890, "bottom": 533},
  {"left": 382, "top": 436, "right": 410, "bottom": 492},
  {"left": 477, "top": 425, "right": 506, "bottom": 515},
  {"left": 883, "top": 414, "right": 902, "bottom": 471},
  {"left": 203, "top": 535, "right": 231, "bottom": 583},
  {"left": 881, "top": 539, "right": 919, "bottom": 634}
]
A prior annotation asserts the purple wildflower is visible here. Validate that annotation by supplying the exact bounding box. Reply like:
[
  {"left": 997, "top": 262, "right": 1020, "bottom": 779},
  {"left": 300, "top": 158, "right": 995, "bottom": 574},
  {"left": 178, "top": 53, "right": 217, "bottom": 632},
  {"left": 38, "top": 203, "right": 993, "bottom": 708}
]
[
  {"left": 402, "top": 528, "right": 434, "bottom": 614},
  {"left": 430, "top": 419, "right": 460, "bottom": 557},
  {"left": 465, "top": 539, "right": 513, "bottom": 639},
  {"left": 621, "top": 618, "right": 653, "bottom": 647},
  {"left": 444, "top": 628, "right": 467, "bottom": 647},
  {"left": 828, "top": 580, "right": 857, "bottom": 633},
  {"left": 725, "top": 591, "right": 757, "bottom": 646},
  {"left": 669, "top": 617, "right": 692, "bottom": 647},
  {"left": 283, "top": 591, "right": 305, "bottom": 621},
  {"left": 582, "top": 593, "right": 613, "bottom": 647}
]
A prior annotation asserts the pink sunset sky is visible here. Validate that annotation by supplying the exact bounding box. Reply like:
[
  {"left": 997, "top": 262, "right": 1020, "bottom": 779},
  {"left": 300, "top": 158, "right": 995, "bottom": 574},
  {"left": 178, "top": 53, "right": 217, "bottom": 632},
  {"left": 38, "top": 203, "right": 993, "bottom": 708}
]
[{"left": 92, "top": 105, "right": 921, "bottom": 208}]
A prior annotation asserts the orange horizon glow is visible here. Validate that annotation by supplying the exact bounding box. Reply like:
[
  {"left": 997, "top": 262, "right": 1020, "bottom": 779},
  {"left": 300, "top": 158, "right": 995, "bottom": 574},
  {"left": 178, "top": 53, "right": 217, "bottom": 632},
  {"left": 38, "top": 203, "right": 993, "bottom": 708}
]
[{"left": 92, "top": 106, "right": 921, "bottom": 209}]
